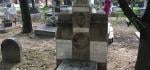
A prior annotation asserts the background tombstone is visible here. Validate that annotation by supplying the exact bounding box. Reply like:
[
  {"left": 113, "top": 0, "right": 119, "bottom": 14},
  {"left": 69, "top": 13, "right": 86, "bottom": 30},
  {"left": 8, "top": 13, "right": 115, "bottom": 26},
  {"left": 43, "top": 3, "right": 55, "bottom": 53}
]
[{"left": 1, "top": 38, "right": 22, "bottom": 63}]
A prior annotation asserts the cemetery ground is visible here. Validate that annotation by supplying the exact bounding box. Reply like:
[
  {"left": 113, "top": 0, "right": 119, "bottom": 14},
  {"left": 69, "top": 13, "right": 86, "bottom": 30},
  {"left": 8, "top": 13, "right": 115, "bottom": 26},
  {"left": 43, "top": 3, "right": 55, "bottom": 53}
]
[{"left": 0, "top": 17, "right": 138, "bottom": 70}]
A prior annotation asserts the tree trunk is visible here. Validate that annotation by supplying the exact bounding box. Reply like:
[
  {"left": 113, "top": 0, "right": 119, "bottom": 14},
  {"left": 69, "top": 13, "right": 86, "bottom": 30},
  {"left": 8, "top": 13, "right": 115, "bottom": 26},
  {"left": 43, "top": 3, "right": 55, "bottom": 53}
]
[
  {"left": 53, "top": 0, "right": 60, "bottom": 12},
  {"left": 64, "top": 0, "right": 72, "bottom": 5},
  {"left": 53, "top": 0, "right": 60, "bottom": 6},
  {"left": 46, "top": 0, "right": 48, "bottom": 6},
  {"left": 135, "top": 0, "right": 150, "bottom": 69},
  {"left": 117, "top": 0, "right": 150, "bottom": 70},
  {"left": 31, "top": 0, "right": 35, "bottom": 8},
  {"left": 19, "top": 0, "right": 32, "bottom": 33},
  {"left": 30, "top": 0, "right": 39, "bottom": 13},
  {"left": 135, "top": 28, "right": 150, "bottom": 70}
]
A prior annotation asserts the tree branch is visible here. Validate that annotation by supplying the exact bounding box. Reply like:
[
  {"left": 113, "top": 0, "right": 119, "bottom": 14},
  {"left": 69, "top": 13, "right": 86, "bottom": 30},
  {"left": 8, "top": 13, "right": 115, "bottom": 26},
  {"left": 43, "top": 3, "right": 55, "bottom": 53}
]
[{"left": 117, "top": 0, "right": 146, "bottom": 31}]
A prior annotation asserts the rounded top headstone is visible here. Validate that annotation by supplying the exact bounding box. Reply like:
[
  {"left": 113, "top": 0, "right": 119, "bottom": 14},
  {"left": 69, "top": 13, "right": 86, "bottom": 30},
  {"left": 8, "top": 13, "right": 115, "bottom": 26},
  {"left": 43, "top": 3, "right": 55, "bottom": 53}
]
[
  {"left": 1, "top": 38, "right": 22, "bottom": 63},
  {"left": 1, "top": 38, "right": 21, "bottom": 49}
]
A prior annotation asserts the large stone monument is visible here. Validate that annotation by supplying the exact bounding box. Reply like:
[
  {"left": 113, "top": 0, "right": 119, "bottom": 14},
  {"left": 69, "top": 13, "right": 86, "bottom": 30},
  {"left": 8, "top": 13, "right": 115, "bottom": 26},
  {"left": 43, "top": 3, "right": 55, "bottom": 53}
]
[{"left": 56, "top": 0, "right": 108, "bottom": 70}]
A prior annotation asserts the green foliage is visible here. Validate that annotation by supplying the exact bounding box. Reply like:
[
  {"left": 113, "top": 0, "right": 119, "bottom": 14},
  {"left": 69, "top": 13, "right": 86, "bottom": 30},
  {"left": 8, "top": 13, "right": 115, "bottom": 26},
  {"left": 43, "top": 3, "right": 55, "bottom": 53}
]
[
  {"left": 93, "top": 2, "right": 100, "bottom": 11},
  {"left": 41, "top": 6, "right": 49, "bottom": 13},
  {"left": 41, "top": 6, "right": 49, "bottom": 23},
  {"left": 117, "top": 11, "right": 125, "bottom": 17},
  {"left": 115, "top": 7, "right": 141, "bottom": 17},
  {"left": 133, "top": 7, "right": 141, "bottom": 15}
]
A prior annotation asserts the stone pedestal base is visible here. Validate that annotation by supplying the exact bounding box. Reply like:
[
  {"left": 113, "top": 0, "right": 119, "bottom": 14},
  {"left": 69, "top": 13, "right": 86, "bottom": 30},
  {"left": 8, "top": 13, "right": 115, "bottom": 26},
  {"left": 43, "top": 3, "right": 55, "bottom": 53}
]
[
  {"left": 0, "top": 23, "right": 15, "bottom": 33},
  {"left": 56, "top": 60, "right": 97, "bottom": 70}
]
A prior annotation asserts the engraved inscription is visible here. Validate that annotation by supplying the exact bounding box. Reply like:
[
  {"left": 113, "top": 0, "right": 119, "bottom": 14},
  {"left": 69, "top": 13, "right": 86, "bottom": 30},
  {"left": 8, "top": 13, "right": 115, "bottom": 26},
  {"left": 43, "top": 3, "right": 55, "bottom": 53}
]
[
  {"left": 72, "top": 33, "right": 89, "bottom": 49},
  {"left": 76, "top": 13, "right": 86, "bottom": 27}
]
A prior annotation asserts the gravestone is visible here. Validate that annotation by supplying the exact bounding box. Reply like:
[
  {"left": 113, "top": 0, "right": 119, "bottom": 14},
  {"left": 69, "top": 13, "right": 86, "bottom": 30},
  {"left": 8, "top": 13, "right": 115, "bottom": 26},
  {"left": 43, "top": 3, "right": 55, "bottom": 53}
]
[
  {"left": 34, "top": 0, "right": 57, "bottom": 36},
  {"left": 0, "top": 3, "right": 16, "bottom": 33},
  {"left": 3, "top": 20, "right": 12, "bottom": 27},
  {"left": 64, "top": 0, "right": 72, "bottom": 5},
  {"left": 1, "top": 38, "right": 22, "bottom": 63},
  {"left": 56, "top": 0, "right": 108, "bottom": 70}
]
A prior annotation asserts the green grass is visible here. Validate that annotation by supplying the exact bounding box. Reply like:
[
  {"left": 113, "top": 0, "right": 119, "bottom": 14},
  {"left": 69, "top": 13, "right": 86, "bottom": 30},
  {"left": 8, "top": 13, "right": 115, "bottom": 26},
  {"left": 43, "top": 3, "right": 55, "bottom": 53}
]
[{"left": 113, "top": 7, "right": 141, "bottom": 17}]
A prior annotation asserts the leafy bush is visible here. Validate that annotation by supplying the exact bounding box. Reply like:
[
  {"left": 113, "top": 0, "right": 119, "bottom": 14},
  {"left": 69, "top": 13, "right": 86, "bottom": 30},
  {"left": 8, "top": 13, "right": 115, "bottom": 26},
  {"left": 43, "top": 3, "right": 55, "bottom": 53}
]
[
  {"left": 112, "top": 7, "right": 141, "bottom": 17},
  {"left": 133, "top": 7, "right": 141, "bottom": 15}
]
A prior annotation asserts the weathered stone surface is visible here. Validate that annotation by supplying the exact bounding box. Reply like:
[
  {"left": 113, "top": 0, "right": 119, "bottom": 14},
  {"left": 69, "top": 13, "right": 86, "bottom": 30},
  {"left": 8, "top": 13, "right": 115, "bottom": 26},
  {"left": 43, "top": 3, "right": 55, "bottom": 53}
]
[
  {"left": 90, "top": 22, "right": 108, "bottom": 41},
  {"left": 57, "top": 14, "right": 72, "bottom": 24},
  {"left": 34, "top": 24, "right": 57, "bottom": 37},
  {"left": 72, "top": 32, "right": 90, "bottom": 60},
  {"left": 73, "top": 12, "right": 90, "bottom": 28},
  {"left": 73, "top": 0, "right": 90, "bottom": 6},
  {"left": 56, "top": 60, "right": 97, "bottom": 70},
  {"left": 60, "top": 6, "right": 72, "bottom": 14},
  {"left": 56, "top": 23, "right": 72, "bottom": 40},
  {"left": 91, "top": 14, "right": 107, "bottom": 23},
  {"left": 72, "top": 7, "right": 91, "bottom": 12},
  {"left": 56, "top": 40, "right": 72, "bottom": 59},
  {"left": 73, "top": 28, "right": 89, "bottom": 32},
  {"left": 90, "top": 41, "right": 107, "bottom": 63},
  {"left": 56, "top": 0, "right": 108, "bottom": 69},
  {"left": 1, "top": 38, "right": 22, "bottom": 63}
]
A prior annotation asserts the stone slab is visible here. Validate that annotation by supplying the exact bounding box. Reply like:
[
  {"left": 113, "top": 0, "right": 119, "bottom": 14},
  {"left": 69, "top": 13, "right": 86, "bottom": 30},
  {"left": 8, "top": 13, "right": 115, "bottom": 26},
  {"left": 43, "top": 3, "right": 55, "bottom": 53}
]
[
  {"left": 56, "top": 23, "right": 72, "bottom": 40},
  {"left": 56, "top": 40, "right": 107, "bottom": 63},
  {"left": 0, "top": 23, "right": 16, "bottom": 33},
  {"left": 73, "top": 28, "right": 89, "bottom": 32},
  {"left": 56, "top": 60, "right": 97, "bottom": 70},
  {"left": 90, "top": 22, "right": 108, "bottom": 42},
  {"left": 91, "top": 14, "right": 107, "bottom": 23},
  {"left": 60, "top": 6, "right": 72, "bottom": 14},
  {"left": 34, "top": 24, "right": 57, "bottom": 37},
  {"left": 57, "top": 14, "right": 72, "bottom": 24},
  {"left": 73, "top": 0, "right": 90, "bottom": 6},
  {"left": 72, "top": 7, "right": 90, "bottom": 12},
  {"left": 90, "top": 41, "right": 107, "bottom": 63},
  {"left": 56, "top": 40, "right": 72, "bottom": 59}
]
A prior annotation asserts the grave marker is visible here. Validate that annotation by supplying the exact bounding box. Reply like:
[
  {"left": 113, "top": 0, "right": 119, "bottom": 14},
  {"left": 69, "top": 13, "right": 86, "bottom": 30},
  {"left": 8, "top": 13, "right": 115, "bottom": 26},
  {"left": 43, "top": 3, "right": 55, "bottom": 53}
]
[
  {"left": 56, "top": 0, "right": 108, "bottom": 70},
  {"left": 1, "top": 38, "right": 22, "bottom": 63}
]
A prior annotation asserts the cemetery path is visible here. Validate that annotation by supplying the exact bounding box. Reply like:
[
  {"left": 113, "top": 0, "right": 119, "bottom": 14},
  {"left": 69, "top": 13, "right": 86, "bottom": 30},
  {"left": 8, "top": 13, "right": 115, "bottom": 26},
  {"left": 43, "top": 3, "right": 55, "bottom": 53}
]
[{"left": 0, "top": 17, "right": 138, "bottom": 70}]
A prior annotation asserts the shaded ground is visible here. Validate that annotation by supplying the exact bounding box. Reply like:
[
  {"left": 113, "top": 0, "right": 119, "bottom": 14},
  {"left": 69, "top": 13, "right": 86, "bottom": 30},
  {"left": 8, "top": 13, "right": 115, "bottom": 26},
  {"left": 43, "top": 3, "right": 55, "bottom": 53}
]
[
  {"left": 0, "top": 17, "right": 139, "bottom": 70},
  {"left": 0, "top": 22, "right": 56, "bottom": 70}
]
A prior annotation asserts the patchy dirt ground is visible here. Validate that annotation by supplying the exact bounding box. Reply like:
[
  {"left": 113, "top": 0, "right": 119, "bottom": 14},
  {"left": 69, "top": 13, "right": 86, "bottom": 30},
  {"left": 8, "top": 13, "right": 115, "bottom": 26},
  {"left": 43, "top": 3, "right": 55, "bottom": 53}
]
[
  {"left": 0, "top": 17, "right": 139, "bottom": 70},
  {"left": 108, "top": 18, "right": 139, "bottom": 70}
]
